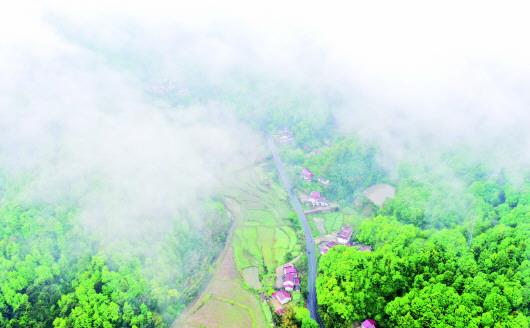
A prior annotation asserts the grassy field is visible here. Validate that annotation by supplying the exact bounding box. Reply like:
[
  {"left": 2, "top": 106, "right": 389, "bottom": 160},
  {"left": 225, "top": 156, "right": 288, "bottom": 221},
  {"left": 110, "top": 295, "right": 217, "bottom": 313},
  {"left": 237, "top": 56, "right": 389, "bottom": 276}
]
[
  {"left": 177, "top": 163, "right": 302, "bottom": 327},
  {"left": 229, "top": 164, "right": 302, "bottom": 290}
]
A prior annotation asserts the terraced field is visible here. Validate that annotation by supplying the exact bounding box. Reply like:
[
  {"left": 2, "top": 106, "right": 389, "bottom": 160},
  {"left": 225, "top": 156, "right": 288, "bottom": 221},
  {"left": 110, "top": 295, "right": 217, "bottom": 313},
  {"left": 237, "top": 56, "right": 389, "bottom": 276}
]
[
  {"left": 229, "top": 164, "right": 302, "bottom": 290},
  {"left": 176, "top": 163, "right": 302, "bottom": 327}
]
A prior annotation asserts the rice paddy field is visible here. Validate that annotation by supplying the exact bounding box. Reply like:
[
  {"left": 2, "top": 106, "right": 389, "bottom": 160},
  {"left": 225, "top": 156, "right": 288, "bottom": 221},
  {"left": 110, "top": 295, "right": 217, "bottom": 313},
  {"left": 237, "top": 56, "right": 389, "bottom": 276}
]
[
  {"left": 229, "top": 164, "right": 302, "bottom": 290},
  {"left": 176, "top": 162, "right": 303, "bottom": 327}
]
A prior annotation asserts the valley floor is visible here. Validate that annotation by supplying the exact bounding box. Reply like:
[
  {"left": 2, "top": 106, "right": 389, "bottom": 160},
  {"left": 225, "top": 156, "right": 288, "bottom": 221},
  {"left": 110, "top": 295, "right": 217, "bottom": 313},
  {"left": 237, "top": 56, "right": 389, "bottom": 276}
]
[{"left": 176, "top": 163, "right": 301, "bottom": 327}]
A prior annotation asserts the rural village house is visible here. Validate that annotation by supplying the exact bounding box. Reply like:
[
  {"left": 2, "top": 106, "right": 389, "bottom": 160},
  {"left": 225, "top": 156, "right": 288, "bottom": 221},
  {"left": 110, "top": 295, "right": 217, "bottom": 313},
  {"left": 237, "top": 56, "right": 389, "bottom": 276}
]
[
  {"left": 337, "top": 226, "right": 353, "bottom": 244},
  {"left": 270, "top": 263, "right": 301, "bottom": 315},
  {"left": 306, "top": 191, "right": 329, "bottom": 208},
  {"left": 283, "top": 263, "right": 297, "bottom": 275},
  {"left": 301, "top": 168, "right": 314, "bottom": 181},
  {"left": 320, "top": 241, "right": 338, "bottom": 254},
  {"left": 272, "top": 289, "right": 292, "bottom": 305},
  {"left": 320, "top": 227, "right": 373, "bottom": 254},
  {"left": 282, "top": 264, "right": 300, "bottom": 291},
  {"left": 283, "top": 273, "right": 300, "bottom": 291}
]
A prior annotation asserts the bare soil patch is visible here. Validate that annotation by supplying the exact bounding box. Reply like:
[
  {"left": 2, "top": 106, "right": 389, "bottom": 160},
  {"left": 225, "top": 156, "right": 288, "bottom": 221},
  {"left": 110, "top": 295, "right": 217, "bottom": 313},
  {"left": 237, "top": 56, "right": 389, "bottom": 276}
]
[
  {"left": 363, "top": 184, "right": 396, "bottom": 207},
  {"left": 242, "top": 266, "right": 262, "bottom": 289}
]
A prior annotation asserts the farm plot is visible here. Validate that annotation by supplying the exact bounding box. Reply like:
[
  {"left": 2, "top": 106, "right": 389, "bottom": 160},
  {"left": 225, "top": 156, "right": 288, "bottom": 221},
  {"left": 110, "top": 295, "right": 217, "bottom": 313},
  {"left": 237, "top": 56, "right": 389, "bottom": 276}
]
[{"left": 177, "top": 163, "right": 301, "bottom": 327}]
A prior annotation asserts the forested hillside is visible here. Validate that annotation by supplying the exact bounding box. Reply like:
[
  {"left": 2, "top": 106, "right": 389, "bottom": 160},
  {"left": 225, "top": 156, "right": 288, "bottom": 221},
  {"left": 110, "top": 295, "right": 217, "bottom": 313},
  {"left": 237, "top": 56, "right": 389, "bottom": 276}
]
[
  {"left": 317, "top": 156, "right": 530, "bottom": 327},
  {"left": 3, "top": 3, "right": 530, "bottom": 327},
  {"left": 0, "top": 190, "right": 230, "bottom": 327}
]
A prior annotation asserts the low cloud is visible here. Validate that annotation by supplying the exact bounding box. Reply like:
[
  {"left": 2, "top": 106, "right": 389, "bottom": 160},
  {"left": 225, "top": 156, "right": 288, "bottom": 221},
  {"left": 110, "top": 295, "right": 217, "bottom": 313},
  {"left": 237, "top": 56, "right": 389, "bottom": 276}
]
[
  {"left": 3, "top": 0, "right": 530, "bottom": 241},
  {"left": 0, "top": 6, "right": 262, "bottom": 246}
]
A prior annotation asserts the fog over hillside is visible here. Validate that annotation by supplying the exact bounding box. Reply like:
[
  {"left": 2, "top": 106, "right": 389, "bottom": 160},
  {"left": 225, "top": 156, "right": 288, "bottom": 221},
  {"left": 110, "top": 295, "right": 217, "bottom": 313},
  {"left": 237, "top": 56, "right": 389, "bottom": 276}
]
[
  {"left": 2, "top": 0, "right": 530, "bottom": 248},
  {"left": 0, "top": 2, "right": 264, "bottom": 246},
  {"left": 1, "top": 2, "right": 530, "bottom": 327}
]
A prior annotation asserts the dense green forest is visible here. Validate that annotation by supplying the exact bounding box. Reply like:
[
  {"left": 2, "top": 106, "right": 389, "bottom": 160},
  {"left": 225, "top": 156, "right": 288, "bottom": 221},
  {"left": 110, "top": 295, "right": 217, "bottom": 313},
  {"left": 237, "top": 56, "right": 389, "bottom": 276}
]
[
  {"left": 4, "top": 4, "right": 530, "bottom": 327},
  {"left": 0, "top": 192, "right": 230, "bottom": 327},
  {"left": 316, "top": 155, "right": 530, "bottom": 327}
]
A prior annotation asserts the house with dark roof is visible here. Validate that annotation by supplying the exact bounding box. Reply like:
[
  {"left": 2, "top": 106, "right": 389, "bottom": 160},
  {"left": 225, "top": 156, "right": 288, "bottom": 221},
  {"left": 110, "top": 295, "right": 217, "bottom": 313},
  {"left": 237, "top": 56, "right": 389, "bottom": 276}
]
[
  {"left": 320, "top": 241, "right": 338, "bottom": 254},
  {"left": 358, "top": 245, "right": 373, "bottom": 252}
]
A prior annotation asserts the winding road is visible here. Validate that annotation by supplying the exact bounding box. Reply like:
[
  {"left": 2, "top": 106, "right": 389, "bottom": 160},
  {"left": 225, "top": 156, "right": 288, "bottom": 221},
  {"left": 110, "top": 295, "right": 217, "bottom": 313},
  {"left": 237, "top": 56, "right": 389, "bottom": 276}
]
[{"left": 268, "top": 138, "right": 322, "bottom": 326}]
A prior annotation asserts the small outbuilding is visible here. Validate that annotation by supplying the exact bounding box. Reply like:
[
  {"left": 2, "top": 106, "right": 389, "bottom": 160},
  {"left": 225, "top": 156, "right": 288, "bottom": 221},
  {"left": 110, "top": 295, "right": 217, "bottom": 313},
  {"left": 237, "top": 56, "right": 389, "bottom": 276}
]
[
  {"left": 361, "top": 319, "right": 377, "bottom": 328},
  {"left": 301, "top": 168, "right": 314, "bottom": 181},
  {"left": 320, "top": 241, "right": 338, "bottom": 254},
  {"left": 272, "top": 290, "right": 292, "bottom": 305},
  {"left": 317, "top": 177, "right": 330, "bottom": 185},
  {"left": 358, "top": 245, "right": 373, "bottom": 252}
]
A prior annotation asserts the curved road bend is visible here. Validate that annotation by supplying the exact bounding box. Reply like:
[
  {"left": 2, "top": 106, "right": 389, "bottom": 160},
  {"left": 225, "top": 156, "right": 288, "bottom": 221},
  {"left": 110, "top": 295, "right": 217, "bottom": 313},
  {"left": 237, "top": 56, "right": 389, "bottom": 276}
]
[{"left": 267, "top": 138, "right": 322, "bottom": 326}]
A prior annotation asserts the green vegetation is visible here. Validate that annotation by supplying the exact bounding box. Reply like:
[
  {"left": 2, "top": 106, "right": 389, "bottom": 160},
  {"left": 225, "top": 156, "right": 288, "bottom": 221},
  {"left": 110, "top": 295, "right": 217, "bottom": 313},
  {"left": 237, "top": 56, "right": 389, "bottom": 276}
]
[
  {"left": 282, "top": 137, "right": 386, "bottom": 205},
  {"left": 179, "top": 164, "right": 303, "bottom": 327},
  {"left": 228, "top": 165, "right": 303, "bottom": 291},
  {"left": 272, "top": 126, "right": 530, "bottom": 327},
  {"left": 0, "top": 192, "right": 230, "bottom": 327},
  {"left": 317, "top": 171, "right": 530, "bottom": 327},
  {"left": 277, "top": 306, "right": 318, "bottom": 328},
  {"left": 2, "top": 64, "right": 529, "bottom": 328}
]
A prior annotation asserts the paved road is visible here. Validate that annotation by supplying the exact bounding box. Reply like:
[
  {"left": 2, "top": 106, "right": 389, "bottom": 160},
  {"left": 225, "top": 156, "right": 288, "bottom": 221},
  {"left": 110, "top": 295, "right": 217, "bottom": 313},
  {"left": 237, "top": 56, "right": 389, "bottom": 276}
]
[{"left": 268, "top": 138, "right": 322, "bottom": 326}]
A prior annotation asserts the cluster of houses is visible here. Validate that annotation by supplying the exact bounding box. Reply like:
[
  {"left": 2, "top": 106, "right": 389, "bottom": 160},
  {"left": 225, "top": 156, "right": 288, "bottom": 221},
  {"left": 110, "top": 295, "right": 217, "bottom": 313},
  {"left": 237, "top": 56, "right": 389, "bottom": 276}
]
[
  {"left": 271, "top": 263, "right": 301, "bottom": 314},
  {"left": 301, "top": 168, "right": 332, "bottom": 211},
  {"left": 320, "top": 226, "right": 373, "bottom": 254},
  {"left": 301, "top": 168, "right": 330, "bottom": 186},
  {"left": 320, "top": 226, "right": 352, "bottom": 254}
]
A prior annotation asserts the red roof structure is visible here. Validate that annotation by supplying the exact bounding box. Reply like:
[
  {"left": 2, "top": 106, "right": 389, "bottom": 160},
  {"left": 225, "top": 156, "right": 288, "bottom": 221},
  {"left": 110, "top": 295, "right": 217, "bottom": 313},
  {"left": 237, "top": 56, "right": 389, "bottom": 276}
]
[
  {"left": 361, "top": 319, "right": 377, "bottom": 328},
  {"left": 301, "top": 168, "right": 314, "bottom": 181},
  {"left": 272, "top": 290, "right": 292, "bottom": 305},
  {"left": 309, "top": 191, "right": 321, "bottom": 199},
  {"left": 283, "top": 264, "right": 298, "bottom": 275},
  {"left": 275, "top": 307, "right": 286, "bottom": 315}
]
